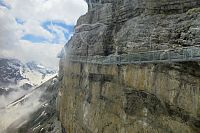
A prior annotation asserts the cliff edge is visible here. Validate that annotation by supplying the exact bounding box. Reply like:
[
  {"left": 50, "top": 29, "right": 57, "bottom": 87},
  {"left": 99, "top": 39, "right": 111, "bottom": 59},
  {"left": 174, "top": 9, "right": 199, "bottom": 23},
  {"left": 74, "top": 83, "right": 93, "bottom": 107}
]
[{"left": 58, "top": 0, "right": 200, "bottom": 132}]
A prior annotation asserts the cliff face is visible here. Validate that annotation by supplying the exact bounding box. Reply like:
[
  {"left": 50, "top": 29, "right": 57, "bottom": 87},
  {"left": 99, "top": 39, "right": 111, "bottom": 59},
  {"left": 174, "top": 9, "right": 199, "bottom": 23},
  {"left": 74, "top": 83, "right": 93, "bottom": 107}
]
[{"left": 58, "top": 0, "right": 200, "bottom": 132}]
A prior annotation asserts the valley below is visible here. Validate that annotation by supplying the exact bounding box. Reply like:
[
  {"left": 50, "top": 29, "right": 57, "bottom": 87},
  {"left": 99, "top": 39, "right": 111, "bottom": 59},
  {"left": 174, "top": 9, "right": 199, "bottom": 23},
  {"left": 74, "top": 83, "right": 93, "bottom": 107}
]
[{"left": 0, "top": 58, "right": 61, "bottom": 133}]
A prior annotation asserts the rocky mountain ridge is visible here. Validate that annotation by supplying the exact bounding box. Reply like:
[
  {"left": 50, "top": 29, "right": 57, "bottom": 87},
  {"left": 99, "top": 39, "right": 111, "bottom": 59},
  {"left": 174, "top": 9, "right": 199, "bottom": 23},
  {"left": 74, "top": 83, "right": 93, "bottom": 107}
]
[
  {"left": 0, "top": 76, "right": 61, "bottom": 133},
  {"left": 0, "top": 58, "right": 57, "bottom": 96}
]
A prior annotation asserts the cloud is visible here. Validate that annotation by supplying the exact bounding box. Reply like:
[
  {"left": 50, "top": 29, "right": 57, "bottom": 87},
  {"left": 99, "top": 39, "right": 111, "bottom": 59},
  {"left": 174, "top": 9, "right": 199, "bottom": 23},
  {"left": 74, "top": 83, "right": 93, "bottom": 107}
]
[
  {"left": 0, "top": 0, "right": 88, "bottom": 68},
  {"left": 0, "top": 40, "right": 63, "bottom": 69},
  {"left": 21, "top": 20, "right": 53, "bottom": 40},
  {"left": 0, "top": 86, "right": 46, "bottom": 132},
  {"left": 0, "top": 8, "right": 20, "bottom": 49},
  {"left": 4, "top": 0, "right": 87, "bottom": 24}
]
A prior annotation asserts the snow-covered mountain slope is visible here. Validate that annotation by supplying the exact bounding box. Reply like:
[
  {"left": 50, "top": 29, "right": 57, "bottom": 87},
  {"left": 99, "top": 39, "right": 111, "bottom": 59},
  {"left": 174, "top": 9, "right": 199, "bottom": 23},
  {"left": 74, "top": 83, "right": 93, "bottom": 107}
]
[
  {"left": 0, "top": 58, "right": 57, "bottom": 88},
  {"left": 0, "top": 58, "right": 24, "bottom": 86},
  {"left": 0, "top": 76, "right": 62, "bottom": 133},
  {"left": 20, "top": 61, "right": 57, "bottom": 87},
  {"left": 0, "top": 59, "right": 61, "bottom": 132}
]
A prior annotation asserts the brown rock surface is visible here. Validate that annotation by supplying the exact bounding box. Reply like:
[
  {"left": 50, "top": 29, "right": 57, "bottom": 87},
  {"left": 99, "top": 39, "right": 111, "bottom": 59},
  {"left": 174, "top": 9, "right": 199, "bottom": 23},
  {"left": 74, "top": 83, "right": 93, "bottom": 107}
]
[{"left": 58, "top": 0, "right": 200, "bottom": 132}]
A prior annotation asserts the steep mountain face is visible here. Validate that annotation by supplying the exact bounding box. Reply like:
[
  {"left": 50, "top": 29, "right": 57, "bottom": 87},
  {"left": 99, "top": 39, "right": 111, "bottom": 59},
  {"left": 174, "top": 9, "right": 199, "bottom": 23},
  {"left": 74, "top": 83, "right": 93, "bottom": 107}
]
[
  {"left": 0, "top": 58, "right": 24, "bottom": 86},
  {"left": 26, "top": 61, "right": 56, "bottom": 76},
  {"left": 0, "top": 58, "right": 57, "bottom": 120},
  {"left": 58, "top": 0, "right": 200, "bottom": 133},
  {"left": 0, "top": 76, "right": 62, "bottom": 133},
  {"left": 0, "top": 58, "right": 56, "bottom": 96}
]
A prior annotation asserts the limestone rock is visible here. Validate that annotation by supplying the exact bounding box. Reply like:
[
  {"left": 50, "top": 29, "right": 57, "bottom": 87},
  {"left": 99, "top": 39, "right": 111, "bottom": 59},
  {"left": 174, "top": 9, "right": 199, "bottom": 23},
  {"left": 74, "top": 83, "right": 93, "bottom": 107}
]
[
  {"left": 66, "top": 0, "right": 200, "bottom": 56},
  {"left": 59, "top": 0, "right": 200, "bottom": 132}
]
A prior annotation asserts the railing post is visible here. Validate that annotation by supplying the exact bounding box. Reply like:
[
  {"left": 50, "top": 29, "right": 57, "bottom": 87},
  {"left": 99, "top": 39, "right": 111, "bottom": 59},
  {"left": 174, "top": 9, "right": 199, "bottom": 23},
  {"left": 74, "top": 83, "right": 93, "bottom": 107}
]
[
  {"left": 119, "top": 56, "right": 121, "bottom": 65},
  {"left": 198, "top": 47, "right": 200, "bottom": 59},
  {"left": 184, "top": 49, "right": 187, "bottom": 61},
  {"left": 191, "top": 49, "right": 193, "bottom": 59},
  {"left": 109, "top": 56, "right": 111, "bottom": 64},
  {"left": 130, "top": 54, "right": 133, "bottom": 63},
  {"left": 153, "top": 52, "right": 155, "bottom": 62},
  {"left": 185, "top": 49, "right": 188, "bottom": 60},
  {"left": 168, "top": 51, "right": 171, "bottom": 62}
]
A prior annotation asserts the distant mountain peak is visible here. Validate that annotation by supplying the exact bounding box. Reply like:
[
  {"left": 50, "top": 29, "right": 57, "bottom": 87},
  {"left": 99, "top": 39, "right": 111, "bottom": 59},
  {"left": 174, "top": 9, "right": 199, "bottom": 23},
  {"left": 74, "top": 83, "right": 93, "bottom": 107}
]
[
  {"left": 0, "top": 58, "right": 57, "bottom": 87},
  {"left": 26, "top": 61, "right": 56, "bottom": 75}
]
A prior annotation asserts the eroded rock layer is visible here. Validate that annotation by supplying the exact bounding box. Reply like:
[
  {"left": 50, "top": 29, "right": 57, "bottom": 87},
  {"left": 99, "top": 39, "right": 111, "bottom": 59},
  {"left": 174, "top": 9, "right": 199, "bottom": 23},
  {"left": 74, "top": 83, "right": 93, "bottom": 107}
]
[{"left": 58, "top": 0, "right": 200, "bottom": 132}]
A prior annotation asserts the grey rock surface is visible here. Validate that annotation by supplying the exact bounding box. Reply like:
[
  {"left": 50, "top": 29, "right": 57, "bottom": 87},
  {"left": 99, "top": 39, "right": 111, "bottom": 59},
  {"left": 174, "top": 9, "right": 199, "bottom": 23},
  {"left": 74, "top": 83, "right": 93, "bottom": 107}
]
[{"left": 66, "top": 0, "right": 200, "bottom": 56}]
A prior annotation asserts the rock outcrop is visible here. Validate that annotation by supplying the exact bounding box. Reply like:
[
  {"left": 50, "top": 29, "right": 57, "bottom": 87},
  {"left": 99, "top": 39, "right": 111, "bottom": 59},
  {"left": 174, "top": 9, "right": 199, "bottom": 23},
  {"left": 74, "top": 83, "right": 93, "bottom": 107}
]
[{"left": 58, "top": 0, "right": 200, "bottom": 132}]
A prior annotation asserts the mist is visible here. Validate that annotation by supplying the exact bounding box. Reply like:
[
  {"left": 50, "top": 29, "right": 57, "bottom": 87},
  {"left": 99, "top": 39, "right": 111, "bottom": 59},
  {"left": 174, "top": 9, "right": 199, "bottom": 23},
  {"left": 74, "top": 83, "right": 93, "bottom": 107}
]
[{"left": 0, "top": 86, "right": 47, "bottom": 132}]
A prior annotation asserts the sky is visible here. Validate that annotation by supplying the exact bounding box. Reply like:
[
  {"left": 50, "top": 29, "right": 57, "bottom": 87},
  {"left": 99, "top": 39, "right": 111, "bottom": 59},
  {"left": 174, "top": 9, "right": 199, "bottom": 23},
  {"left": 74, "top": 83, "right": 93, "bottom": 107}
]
[{"left": 0, "top": 0, "right": 88, "bottom": 69}]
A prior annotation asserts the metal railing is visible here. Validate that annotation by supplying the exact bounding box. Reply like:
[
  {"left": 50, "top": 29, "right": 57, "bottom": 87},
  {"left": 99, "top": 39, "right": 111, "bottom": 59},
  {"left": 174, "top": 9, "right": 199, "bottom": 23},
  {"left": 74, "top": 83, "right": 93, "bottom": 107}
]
[{"left": 68, "top": 46, "right": 200, "bottom": 65}]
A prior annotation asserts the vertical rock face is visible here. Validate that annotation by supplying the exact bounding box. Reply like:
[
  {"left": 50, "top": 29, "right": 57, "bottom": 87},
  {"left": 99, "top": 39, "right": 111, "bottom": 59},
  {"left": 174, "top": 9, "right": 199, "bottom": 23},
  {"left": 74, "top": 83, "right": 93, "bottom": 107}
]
[
  {"left": 58, "top": 0, "right": 200, "bottom": 132},
  {"left": 67, "top": 0, "right": 200, "bottom": 56}
]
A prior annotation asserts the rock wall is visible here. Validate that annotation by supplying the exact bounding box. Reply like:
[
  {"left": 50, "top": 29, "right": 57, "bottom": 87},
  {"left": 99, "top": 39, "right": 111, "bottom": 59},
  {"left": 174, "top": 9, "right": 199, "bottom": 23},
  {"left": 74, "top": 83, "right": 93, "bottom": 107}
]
[
  {"left": 146, "top": 0, "right": 200, "bottom": 14},
  {"left": 69, "top": 0, "right": 200, "bottom": 56},
  {"left": 58, "top": 0, "right": 200, "bottom": 132}
]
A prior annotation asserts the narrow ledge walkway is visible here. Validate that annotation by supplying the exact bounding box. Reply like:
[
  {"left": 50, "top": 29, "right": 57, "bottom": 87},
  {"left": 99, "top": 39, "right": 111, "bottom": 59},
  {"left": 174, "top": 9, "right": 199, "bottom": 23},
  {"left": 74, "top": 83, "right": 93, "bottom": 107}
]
[{"left": 68, "top": 46, "right": 200, "bottom": 65}]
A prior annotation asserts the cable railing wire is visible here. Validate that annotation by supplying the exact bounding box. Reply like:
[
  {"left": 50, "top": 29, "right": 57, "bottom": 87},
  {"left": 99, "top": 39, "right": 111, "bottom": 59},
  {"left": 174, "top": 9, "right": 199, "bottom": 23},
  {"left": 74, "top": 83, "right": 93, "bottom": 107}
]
[{"left": 68, "top": 46, "right": 200, "bottom": 65}]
